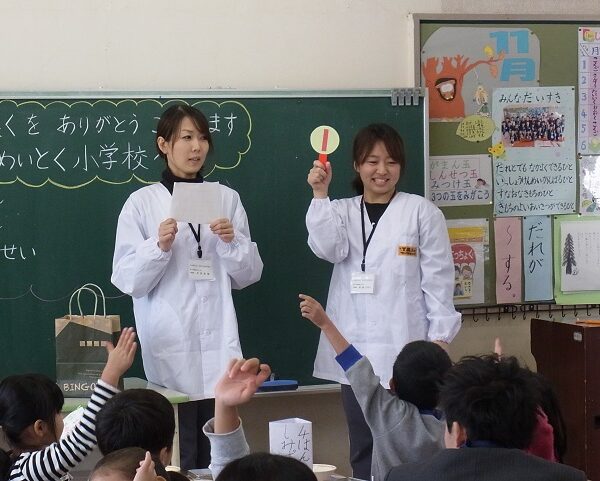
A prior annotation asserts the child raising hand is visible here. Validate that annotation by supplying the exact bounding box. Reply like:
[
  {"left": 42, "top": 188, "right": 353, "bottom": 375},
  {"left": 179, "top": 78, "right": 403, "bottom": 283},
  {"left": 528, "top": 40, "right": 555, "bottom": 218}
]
[{"left": 0, "top": 327, "right": 137, "bottom": 481}]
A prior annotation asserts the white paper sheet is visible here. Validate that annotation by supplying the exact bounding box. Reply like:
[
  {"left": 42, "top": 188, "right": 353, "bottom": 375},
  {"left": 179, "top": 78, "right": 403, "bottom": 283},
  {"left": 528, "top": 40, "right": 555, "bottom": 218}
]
[{"left": 170, "top": 182, "right": 222, "bottom": 224}]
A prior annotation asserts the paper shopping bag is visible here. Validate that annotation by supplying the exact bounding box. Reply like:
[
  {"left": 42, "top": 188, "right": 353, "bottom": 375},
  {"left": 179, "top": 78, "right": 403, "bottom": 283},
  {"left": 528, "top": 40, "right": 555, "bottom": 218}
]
[{"left": 55, "top": 283, "right": 120, "bottom": 397}]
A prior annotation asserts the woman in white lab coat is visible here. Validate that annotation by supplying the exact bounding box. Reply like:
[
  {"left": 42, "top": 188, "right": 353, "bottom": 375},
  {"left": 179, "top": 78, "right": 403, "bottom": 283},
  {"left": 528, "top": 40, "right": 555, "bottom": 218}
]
[
  {"left": 306, "top": 123, "right": 460, "bottom": 480},
  {"left": 112, "top": 104, "right": 263, "bottom": 470}
]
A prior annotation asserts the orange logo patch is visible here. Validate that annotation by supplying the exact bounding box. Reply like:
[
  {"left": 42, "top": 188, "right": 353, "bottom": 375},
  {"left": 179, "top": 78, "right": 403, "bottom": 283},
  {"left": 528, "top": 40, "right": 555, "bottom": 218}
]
[{"left": 397, "top": 245, "right": 417, "bottom": 256}]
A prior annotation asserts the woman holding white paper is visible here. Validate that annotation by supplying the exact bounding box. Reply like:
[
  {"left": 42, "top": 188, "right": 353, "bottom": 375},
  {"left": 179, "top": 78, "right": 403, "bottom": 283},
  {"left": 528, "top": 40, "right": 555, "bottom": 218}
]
[{"left": 111, "top": 104, "right": 263, "bottom": 470}]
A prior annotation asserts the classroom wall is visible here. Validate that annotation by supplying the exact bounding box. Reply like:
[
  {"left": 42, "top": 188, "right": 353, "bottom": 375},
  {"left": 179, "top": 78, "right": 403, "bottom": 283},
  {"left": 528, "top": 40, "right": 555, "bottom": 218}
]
[
  {"left": 1, "top": 0, "right": 596, "bottom": 93},
  {"left": 1, "top": 1, "right": 595, "bottom": 474},
  {"left": 0, "top": 0, "right": 590, "bottom": 368}
]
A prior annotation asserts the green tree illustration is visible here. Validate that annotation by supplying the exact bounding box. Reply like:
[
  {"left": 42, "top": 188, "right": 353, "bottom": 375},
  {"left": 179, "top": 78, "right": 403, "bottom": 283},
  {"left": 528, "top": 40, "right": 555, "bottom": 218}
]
[{"left": 562, "top": 233, "right": 576, "bottom": 275}]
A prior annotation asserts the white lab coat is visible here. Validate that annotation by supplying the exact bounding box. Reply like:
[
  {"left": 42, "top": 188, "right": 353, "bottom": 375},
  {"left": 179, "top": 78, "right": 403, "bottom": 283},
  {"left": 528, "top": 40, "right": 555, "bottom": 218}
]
[
  {"left": 112, "top": 182, "right": 263, "bottom": 400},
  {"left": 306, "top": 193, "right": 461, "bottom": 388}
]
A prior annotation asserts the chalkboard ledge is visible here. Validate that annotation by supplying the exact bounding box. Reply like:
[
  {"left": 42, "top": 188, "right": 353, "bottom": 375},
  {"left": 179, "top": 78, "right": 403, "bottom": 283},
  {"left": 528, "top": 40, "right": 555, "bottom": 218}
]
[{"left": 254, "top": 383, "right": 340, "bottom": 398}]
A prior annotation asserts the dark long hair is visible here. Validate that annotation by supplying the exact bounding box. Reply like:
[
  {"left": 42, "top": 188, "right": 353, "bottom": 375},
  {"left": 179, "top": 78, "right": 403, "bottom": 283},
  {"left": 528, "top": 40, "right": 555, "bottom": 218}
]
[
  {"left": 0, "top": 374, "right": 64, "bottom": 480},
  {"left": 155, "top": 104, "right": 213, "bottom": 162}
]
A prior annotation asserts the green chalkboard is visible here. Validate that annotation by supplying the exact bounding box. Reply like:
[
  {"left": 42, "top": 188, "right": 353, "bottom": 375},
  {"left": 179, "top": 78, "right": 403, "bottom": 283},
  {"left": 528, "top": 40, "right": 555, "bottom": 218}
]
[{"left": 0, "top": 91, "right": 426, "bottom": 385}]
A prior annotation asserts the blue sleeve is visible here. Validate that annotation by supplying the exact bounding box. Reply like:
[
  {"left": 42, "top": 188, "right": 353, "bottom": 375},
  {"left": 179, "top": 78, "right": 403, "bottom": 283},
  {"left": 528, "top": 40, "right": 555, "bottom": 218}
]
[{"left": 335, "top": 345, "right": 363, "bottom": 371}]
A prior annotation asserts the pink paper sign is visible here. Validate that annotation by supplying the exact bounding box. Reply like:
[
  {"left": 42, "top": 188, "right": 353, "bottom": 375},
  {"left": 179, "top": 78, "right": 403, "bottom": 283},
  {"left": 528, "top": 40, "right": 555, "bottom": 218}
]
[{"left": 495, "top": 217, "right": 523, "bottom": 303}]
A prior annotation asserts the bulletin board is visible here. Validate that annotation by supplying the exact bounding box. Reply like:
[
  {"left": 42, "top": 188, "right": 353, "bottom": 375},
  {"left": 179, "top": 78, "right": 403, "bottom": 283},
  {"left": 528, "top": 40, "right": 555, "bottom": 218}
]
[{"left": 415, "top": 15, "right": 600, "bottom": 309}]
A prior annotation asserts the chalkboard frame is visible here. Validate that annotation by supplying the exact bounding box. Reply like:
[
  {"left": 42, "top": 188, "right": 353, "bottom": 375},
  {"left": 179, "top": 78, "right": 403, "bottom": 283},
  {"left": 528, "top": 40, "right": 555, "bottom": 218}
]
[{"left": 0, "top": 89, "right": 428, "bottom": 386}]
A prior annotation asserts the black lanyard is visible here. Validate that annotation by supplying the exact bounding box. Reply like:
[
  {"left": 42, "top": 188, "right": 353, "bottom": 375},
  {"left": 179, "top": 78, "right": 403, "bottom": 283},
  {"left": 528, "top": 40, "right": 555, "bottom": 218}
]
[
  {"left": 360, "top": 192, "right": 396, "bottom": 272},
  {"left": 188, "top": 224, "right": 202, "bottom": 258}
]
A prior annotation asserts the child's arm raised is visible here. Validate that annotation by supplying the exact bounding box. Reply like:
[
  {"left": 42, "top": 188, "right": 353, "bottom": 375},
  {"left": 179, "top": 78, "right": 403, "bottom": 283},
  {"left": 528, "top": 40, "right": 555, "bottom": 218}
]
[
  {"left": 100, "top": 326, "right": 138, "bottom": 388},
  {"left": 214, "top": 358, "right": 271, "bottom": 434},
  {"left": 299, "top": 294, "right": 349, "bottom": 354},
  {"left": 204, "top": 358, "right": 270, "bottom": 480},
  {"left": 11, "top": 328, "right": 137, "bottom": 481}
]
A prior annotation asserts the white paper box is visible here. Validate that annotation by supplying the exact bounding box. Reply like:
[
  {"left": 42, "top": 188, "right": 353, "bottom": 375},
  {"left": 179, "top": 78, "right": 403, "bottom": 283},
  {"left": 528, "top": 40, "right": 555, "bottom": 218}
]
[{"left": 269, "top": 417, "right": 313, "bottom": 467}]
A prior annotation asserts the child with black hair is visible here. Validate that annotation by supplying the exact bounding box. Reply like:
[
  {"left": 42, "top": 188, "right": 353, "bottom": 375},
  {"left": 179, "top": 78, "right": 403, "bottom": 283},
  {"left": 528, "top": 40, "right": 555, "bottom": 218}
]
[
  {"left": 216, "top": 452, "right": 316, "bottom": 481},
  {"left": 299, "top": 294, "right": 452, "bottom": 481},
  {"left": 96, "top": 389, "right": 175, "bottom": 467},
  {"left": 0, "top": 328, "right": 137, "bottom": 481},
  {"left": 385, "top": 355, "right": 585, "bottom": 481},
  {"left": 494, "top": 337, "right": 567, "bottom": 463}
]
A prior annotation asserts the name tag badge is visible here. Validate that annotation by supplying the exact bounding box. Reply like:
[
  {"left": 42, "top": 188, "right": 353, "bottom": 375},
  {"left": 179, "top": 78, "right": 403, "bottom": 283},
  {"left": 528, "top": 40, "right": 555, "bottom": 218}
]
[
  {"left": 189, "top": 258, "right": 215, "bottom": 281},
  {"left": 351, "top": 272, "right": 375, "bottom": 294},
  {"left": 397, "top": 245, "right": 418, "bottom": 256}
]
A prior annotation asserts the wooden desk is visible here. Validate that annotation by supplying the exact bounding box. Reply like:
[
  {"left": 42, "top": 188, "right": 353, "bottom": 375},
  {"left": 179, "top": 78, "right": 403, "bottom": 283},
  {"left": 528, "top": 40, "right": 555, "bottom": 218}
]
[
  {"left": 239, "top": 383, "right": 351, "bottom": 476},
  {"left": 62, "top": 377, "right": 189, "bottom": 466},
  {"left": 531, "top": 317, "right": 600, "bottom": 480}
]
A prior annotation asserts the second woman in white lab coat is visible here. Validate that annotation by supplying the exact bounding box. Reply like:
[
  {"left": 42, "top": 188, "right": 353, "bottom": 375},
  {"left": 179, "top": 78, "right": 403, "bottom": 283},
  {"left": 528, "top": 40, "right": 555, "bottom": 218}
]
[
  {"left": 305, "top": 123, "right": 460, "bottom": 480},
  {"left": 112, "top": 104, "right": 263, "bottom": 470}
]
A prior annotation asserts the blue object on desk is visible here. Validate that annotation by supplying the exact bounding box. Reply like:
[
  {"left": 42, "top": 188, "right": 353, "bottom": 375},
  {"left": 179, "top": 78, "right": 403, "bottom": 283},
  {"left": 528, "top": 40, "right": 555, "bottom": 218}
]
[{"left": 258, "top": 380, "right": 299, "bottom": 392}]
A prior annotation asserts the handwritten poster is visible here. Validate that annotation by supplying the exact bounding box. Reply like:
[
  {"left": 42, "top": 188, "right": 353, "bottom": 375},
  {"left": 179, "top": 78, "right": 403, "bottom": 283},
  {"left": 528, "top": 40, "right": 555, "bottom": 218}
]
[
  {"left": 580, "top": 155, "right": 600, "bottom": 214},
  {"left": 492, "top": 86, "right": 576, "bottom": 216},
  {"left": 421, "top": 27, "right": 539, "bottom": 122},
  {"left": 578, "top": 27, "right": 600, "bottom": 154},
  {"left": 523, "top": 216, "right": 553, "bottom": 301},
  {"left": 429, "top": 155, "right": 492, "bottom": 206},
  {"left": 269, "top": 418, "right": 313, "bottom": 467},
  {"left": 560, "top": 220, "right": 600, "bottom": 292},
  {"left": 447, "top": 219, "right": 488, "bottom": 305},
  {"left": 494, "top": 217, "right": 522, "bottom": 303}
]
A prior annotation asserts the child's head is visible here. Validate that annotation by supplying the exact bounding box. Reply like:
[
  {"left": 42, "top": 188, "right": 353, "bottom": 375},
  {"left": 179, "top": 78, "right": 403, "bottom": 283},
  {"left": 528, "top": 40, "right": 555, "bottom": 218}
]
[
  {"left": 440, "top": 355, "right": 539, "bottom": 449},
  {"left": 0, "top": 374, "right": 64, "bottom": 449},
  {"left": 0, "top": 374, "right": 64, "bottom": 480},
  {"left": 390, "top": 341, "right": 452, "bottom": 410},
  {"left": 526, "top": 371, "right": 567, "bottom": 462},
  {"left": 216, "top": 453, "right": 317, "bottom": 481},
  {"left": 155, "top": 104, "right": 213, "bottom": 163},
  {"left": 96, "top": 389, "right": 175, "bottom": 465},
  {"left": 90, "top": 447, "right": 168, "bottom": 481}
]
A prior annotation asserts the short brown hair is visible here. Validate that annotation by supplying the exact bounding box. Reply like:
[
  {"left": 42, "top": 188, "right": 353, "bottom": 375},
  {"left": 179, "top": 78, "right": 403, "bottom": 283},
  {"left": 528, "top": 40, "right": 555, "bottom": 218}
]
[
  {"left": 91, "top": 448, "right": 169, "bottom": 481},
  {"left": 351, "top": 123, "right": 406, "bottom": 194},
  {"left": 155, "top": 104, "right": 213, "bottom": 161},
  {"left": 91, "top": 447, "right": 147, "bottom": 481}
]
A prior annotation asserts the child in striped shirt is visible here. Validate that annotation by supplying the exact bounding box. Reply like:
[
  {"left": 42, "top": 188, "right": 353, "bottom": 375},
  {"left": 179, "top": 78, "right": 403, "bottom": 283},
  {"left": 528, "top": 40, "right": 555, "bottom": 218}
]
[{"left": 0, "top": 327, "right": 137, "bottom": 481}]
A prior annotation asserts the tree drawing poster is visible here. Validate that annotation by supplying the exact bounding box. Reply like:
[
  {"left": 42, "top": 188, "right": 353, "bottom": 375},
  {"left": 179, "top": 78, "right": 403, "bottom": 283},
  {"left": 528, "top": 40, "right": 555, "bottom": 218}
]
[
  {"left": 492, "top": 86, "right": 576, "bottom": 217},
  {"left": 421, "top": 27, "right": 539, "bottom": 122},
  {"left": 560, "top": 220, "right": 600, "bottom": 291}
]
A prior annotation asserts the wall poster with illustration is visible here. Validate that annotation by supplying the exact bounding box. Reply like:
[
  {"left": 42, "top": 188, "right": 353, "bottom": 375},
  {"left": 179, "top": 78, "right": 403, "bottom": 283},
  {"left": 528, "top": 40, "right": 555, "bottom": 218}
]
[{"left": 418, "top": 17, "right": 600, "bottom": 306}]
